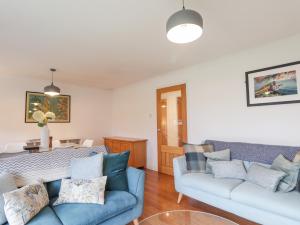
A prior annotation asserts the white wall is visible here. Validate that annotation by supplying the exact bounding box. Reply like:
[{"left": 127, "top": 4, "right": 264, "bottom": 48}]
[
  {"left": 111, "top": 34, "right": 300, "bottom": 171},
  {"left": 0, "top": 75, "right": 112, "bottom": 148}
]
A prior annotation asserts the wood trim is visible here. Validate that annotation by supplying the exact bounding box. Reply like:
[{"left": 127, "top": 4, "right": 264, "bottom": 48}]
[
  {"left": 161, "top": 145, "right": 184, "bottom": 154},
  {"left": 156, "top": 84, "right": 187, "bottom": 174},
  {"left": 103, "top": 136, "right": 147, "bottom": 143}
]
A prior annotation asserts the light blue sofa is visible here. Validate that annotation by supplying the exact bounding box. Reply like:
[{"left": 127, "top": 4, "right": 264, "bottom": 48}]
[
  {"left": 4, "top": 167, "right": 145, "bottom": 225},
  {"left": 173, "top": 140, "right": 300, "bottom": 225}
]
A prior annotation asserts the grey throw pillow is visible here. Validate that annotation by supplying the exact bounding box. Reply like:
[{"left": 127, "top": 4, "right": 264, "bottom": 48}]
[
  {"left": 184, "top": 143, "right": 214, "bottom": 172},
  {"left": 0, "top": 173, "right": 17, "bottom": 225},
  {"left": 204, "top": 149, "right": 230, "bottom": 173},
  {"left": 210, "top": 160, "right": 247, "bottom": 180},
  {"left": 293, "top": 151, "right": 300, "bottom": 192},
  {"left": 271, "top": 154, "right": 300, "bottom": 192},
  {"left": 296, "top": 173, "right": 300, "bottom": 192},
  {"left": 71, "top": 153, "right": 104, "bottom": 180},
  {"left": 246, "top": 164, "right": 287, "bottom": 192}
]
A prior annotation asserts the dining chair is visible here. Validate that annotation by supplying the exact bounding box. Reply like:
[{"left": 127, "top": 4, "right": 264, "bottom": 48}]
[
  {"left": 52, "top": 140, "right": 61, "bottom": 149},
  {"left": 82, "top": 139, "right": 94, "bottom": 147},
  {"left": 4, "top": 142, "right": 26, "bottom": 153}
]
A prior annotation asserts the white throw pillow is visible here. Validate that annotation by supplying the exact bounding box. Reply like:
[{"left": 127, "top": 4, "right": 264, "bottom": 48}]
[
  {"left": 210, "top": 160, "right": 247, "bottom": 180},
  {"left": 53, "top": 176, "right": 107, "bottom": 206},
  {"left": 3, "top": 182, "right": 49, "bottom": 225}
]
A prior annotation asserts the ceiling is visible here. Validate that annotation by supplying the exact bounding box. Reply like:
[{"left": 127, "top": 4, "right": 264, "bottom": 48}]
[{"left": 1, "top": 0, "right": 300, "bottom": 89}]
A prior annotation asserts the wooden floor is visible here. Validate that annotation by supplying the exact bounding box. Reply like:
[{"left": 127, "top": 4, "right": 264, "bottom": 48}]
[{"left": 133, "top": 169, "right": 259, "bottom": 225}]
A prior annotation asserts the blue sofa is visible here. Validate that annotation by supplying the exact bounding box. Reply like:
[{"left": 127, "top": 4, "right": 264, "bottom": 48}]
[
  {"left": 174, "top": 140, "right": 300, "bottom": 225},
  {"left": 4, "top": 168, "right": 145, "bottom": 225}
]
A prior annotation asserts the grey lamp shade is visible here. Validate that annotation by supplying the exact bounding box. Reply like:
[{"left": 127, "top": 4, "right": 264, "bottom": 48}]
[
  {"left": 44, "top": 83, "right": 60, "bottom": 96},
  {"left": 166, "top": 9, "right": 203, "bottom": 44}
]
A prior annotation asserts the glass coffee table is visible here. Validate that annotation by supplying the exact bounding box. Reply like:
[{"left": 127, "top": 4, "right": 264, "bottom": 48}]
[{"left": 140, "top": 210, "right": 238, "bottom": 225}]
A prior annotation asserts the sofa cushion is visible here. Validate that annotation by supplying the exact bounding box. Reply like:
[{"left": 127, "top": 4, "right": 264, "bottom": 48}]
[
  {"left": 52, "top": 191, "right": 137, "bottom": 225},
  {"left": 3, "top": 207, "right": 63, "bottom": 225},
  {"left": 26, "top": 206, "right": 62, "bottom": 225},
  {"left": 205, "top": 140, "right": 300, "bottom": 165},
  {"left": 180, "top": 173, "right": 243, "bottom": 198},
  {"left": 231, "top": 181, "right": 300, "bottom": 221}
]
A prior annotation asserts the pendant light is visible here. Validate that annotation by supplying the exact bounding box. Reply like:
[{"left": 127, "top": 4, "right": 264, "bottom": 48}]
[
  {"left": 166, "top": 0, "right": 203, "bottom": 44},
  {"left": 44, "top": 68, "right": 60, "bottom": 96}
]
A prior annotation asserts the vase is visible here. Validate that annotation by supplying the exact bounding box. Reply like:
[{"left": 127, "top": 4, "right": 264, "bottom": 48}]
[{"left": 40, "top": 125, "right": 49, "bottom": 149}]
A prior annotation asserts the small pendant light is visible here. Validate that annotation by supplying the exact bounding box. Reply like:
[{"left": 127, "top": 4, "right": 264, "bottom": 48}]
[
  {"left": 166, "top": 0, "right": 203, "bottom": 44},
  {"left": 44, "top": 68, "right": 60, "bottom": 96}
]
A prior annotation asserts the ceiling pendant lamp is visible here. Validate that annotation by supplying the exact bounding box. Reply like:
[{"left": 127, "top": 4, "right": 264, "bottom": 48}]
[
  {"left": 44, "top": 68, "right": 60, "bottom": 96},
  {"left": 166, "top": 0, "right": 203, "bottom": 44}
]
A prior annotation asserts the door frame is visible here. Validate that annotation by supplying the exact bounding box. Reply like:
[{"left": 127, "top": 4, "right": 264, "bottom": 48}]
[{"left": 156, "top": 84, "right": 188, "bottom": 174}]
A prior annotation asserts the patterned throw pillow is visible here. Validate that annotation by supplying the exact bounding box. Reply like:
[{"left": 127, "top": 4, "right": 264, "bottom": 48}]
[
  {"left": 271, "top": 154, "right": 300, "bottom": 192},
  {"left": 53, "top": 176, "right": 107, "bottom": 206},
  {"left": 203, "top": 149, "right": 231, "bottom": 174},
  {"left": 246, "top": 164, "right": 287, "bottom": 192},
  {"left": 210, "top": 160, "right": 247, "bottom": 180},
  {"left": 3, "top": 183, "right": 49, "bottom": 225},
  {"left": 184, "top": 143, "right": 214, "bottom": 172},
  {"left": 0, "top": 173, "right": 17, "bottom": 225}
]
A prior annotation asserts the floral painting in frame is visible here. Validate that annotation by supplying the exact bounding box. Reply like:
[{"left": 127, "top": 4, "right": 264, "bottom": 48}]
[
  {"left": 25, "top": 91, "right": 71, "bottom": 123},
  {"left": 246, "top": 61, "right": 300, "bottom": 106}
]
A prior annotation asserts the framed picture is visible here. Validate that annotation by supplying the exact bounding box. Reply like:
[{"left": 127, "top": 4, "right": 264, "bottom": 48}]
[
  {"left": 25, "top": 91, "right": 71, "bottom": 123},
  {"left": 246, "top": 61, "right": 300, "bottom": 107}
]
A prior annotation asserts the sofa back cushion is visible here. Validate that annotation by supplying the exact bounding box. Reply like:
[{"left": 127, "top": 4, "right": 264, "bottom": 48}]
[
  {"left": 205, "top": 140, "right": 300, "bottom": 165},
  {"left": 47, "top": 179, "right": 62, "bottom": 199}
]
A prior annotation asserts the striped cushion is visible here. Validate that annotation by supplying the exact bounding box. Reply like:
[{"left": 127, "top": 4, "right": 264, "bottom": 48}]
[{"left": 184, "top": 143, "right": 214, "bottom": 172}]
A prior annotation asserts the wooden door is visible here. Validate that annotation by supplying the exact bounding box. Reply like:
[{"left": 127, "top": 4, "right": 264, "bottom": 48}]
[{"left": 157, "top": 84, "right": 187, "bottom": 175}]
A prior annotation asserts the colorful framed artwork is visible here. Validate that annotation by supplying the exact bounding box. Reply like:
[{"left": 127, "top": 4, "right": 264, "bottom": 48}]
[
  {"left": 246, "top": 61, "right": 300, "bottom": 107},
  {"left": 25, "top": 91, "right": 71, "bottom": 123}
]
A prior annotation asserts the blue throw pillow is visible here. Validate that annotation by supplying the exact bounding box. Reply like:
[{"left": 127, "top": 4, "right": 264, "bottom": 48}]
[
  {"left": 103, "top": 151, "right": 130, "bottom": 191},
  {"left": 71, "top": 153, "right": 104, "bottom": 180},
  {"left": 0, "top": 173, "right": 17, "bottom": 224}
]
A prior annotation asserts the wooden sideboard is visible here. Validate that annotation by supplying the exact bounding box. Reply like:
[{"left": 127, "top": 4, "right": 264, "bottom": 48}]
[{"left": 104, "top": 136, "right": 147, "bottom": 168}]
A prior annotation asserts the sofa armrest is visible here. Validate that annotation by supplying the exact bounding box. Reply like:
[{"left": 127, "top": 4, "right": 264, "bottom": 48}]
[
  {"left": 173, "top": 155, "right": 187, "bottom": 177},
  {"left": 173, "top": 155, "right": 188, "bottom": 193},
  {"left": 127, "top": 167, "right": 145, "bottom": 217}
]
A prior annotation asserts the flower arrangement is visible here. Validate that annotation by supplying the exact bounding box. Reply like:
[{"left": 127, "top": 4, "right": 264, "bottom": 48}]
[{"left": 32, "top": 110, "right": 56, "bottom": 127}]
